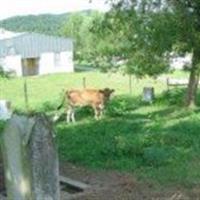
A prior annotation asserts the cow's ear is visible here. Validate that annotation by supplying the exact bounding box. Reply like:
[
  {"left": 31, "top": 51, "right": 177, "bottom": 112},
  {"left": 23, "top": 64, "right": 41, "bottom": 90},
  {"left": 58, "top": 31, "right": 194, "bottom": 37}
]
[
  {"left": 99, "top": 89, "right": 104, "bottom": 93},
  {"left": 110, "top": 89, "right": 115, "bottom": 93}
]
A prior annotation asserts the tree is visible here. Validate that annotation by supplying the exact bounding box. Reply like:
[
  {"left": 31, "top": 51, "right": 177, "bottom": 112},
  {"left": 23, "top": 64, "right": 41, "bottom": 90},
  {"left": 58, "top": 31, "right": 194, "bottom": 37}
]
[
  {"left": 85, "top": 11, "right": 119, "bottom": 70},
  {"left": 100, "top": 0, "right": 200, "bottom": 106},
  {"left": 60, "top": 13, "right": 84, "bottom": 60},
  {"left": 0, "top": 66, "right": 10, "bottom": 78},
  {"left": 93, "top": 0, "right": 177, "bottom": 77},
  {"left": 169, "top": 0, "right": 200, "bottom": 107},
  {"left": 60, "top": 11, "right": 107, "bottom": 66}
]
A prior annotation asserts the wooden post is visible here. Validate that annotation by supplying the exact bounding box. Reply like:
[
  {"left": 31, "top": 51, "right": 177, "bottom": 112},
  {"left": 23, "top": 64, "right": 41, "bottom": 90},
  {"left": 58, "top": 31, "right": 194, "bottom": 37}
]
[
  {"left": 1, "top": 114, "right": 60, "bottom": 200},
  {"left": 129, "top": 75, "right": 132, "bottom": 94},
  {"left": 83, "top": 77, "right": 86, "bottom": 89},
  {"left": 166, "top": 77, "right": 169, "bottom": 91},
  {"left": 24, "top": 79, "right": 29, "bottom": 111}
]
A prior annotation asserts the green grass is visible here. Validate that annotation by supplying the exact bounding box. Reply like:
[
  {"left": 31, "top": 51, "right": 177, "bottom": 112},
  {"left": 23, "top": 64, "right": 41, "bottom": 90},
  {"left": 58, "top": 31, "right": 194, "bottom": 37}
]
[
  {"left": 0, "top": 71, "right": 166, "bottom": 110},
  {"left": 56, "top": 100, "right": 200, "bottom": 187},
  {"left": 1, "top": 70, "right": 200, "bottom": 187}
]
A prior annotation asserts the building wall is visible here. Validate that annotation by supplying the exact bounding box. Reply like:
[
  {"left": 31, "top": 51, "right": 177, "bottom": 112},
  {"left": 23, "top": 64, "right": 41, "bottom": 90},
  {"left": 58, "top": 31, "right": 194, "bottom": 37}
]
[
  {"left": 39, "top": 51, "right": 74, "bottom": 75},
  {"left": 53, "top": 51, "right": 74, "bottom": 73},
  {"left": 0, "top": 55, "right": 22, "bottom": 76},
  {"left": 39, "top": 52, "right": 55, "bottom": 75},
  {"left": 0, "top": 50, "right": 74, "bottom": 76},
  {"left": 170, "top": 54, "right": 192, "bottom": 70}
]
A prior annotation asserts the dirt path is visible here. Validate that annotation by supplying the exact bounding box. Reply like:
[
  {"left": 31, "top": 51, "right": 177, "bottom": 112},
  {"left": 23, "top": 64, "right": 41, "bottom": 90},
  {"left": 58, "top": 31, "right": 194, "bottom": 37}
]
[
  {"left": 60, "top": 162, "right": 200, "bottom": 200},
  {"left": 1, "top": 158, "right": 200, "bottom": 199}
]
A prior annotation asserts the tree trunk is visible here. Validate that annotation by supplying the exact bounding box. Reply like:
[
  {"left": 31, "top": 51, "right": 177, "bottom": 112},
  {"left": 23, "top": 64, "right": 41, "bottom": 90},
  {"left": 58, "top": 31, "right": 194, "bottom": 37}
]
[{"left": 185, "top": 49, "right": 200, "bottom": 107}]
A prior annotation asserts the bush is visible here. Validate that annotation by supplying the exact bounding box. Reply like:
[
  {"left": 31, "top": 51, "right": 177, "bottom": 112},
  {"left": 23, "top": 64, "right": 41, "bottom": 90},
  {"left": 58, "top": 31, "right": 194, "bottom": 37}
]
[
  {"left": 39, "top": 101, "right": 58, "bottom": 112},
  {"left": 156, "top": 88, "right": 186, "bottom": 106},
  {"left": 106, "top": 95, "right": 141, "bottom": 116},
  {"left": 0, "top": 66, "right": 13, "bottom": 78},
  {"left": 114, "top": 135, "right": 144, "bottom": 156}
]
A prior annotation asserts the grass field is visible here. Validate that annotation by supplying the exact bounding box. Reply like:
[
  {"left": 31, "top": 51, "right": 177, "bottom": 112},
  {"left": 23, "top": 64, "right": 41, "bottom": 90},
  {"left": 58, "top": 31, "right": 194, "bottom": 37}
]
[
  {"left": 1, "top": 70, "right": 200, "bottom": 187},
  {"left": 0, "top": 71, "right": 166, "bottom": 110}
]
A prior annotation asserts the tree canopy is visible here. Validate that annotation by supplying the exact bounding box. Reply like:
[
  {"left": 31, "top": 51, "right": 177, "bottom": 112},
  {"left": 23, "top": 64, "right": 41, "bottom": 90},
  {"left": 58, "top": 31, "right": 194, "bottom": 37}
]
[
  {"left": 93, "top": 0, "right": 200, "bottom": 106},
  {"left": 1, "top": 2, "right": 200, "bottom": 106}
]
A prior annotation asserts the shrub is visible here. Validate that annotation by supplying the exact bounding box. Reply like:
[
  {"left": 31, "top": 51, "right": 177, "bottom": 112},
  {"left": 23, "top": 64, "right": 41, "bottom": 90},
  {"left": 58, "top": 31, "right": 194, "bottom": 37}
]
[
  {"left": 0, "top": 121, "right": 6, "bottom": 137},
  {"left": 0, "top": 66, "right": 14, "bottom": 78},
  {"left": 106, "top": 95, "right": 141, "bottom": 116},
  {"left": 156, "top": 88, "right": 186, "bottom": 106}
]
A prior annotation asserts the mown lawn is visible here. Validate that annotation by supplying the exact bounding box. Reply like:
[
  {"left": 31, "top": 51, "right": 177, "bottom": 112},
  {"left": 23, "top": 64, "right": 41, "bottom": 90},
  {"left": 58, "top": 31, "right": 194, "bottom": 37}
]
[{"left": 1, "top": 70, "right": 200, "bottom": 187}]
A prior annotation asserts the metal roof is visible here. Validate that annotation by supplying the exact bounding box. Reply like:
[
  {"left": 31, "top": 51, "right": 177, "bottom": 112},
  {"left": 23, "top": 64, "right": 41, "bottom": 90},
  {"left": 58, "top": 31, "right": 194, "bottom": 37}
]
[
  {"left": 0, "top": 28, "right": 25, "bottom": 39},
  {"left": 0, "top": 33, "right": 73, "bottom": 58}
]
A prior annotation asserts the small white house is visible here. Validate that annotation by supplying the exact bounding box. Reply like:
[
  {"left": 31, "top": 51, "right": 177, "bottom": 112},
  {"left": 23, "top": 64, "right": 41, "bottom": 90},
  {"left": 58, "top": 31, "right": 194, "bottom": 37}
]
[
  {"left": 170, "top": 53, "right": 192, "bottom": 70},
  {"left": 0, "top": 30, "right": 74, "bottom": 76}
]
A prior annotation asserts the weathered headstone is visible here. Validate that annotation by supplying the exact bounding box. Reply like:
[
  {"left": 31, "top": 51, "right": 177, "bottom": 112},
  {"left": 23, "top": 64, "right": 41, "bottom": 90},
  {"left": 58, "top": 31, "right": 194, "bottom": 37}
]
[
  {"left": 0, "top": 152, "right": 6, "bottom": 197},
  {"left": 143, "top": 87, "right": 154, "bottom": 103},
  {"left": 0, "top": 100, "right": 12, "bottom": 120},
  {"left": 1, "top": 114, "right": 60, "bottom": 200},
  {"left": 0, "top": 100, "right": 11, "bottom": 198}
]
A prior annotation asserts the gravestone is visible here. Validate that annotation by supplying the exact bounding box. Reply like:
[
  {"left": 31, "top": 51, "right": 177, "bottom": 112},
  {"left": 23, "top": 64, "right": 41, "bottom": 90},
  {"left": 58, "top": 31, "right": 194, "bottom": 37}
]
[
  {"left": 143, "top": 87, "right": 154, "bottom": 103},
  {"left": 0, "top": 153, "right": 6, "bottom": 197},
  {"left": 0, "top": 100, "right": 12, "bottom": 120},
  {"left": 1, "top": 114, "right": 60, "bottom": 200},
  {"left": 0, "top": 100, "right": 11, "bottom": 198}
]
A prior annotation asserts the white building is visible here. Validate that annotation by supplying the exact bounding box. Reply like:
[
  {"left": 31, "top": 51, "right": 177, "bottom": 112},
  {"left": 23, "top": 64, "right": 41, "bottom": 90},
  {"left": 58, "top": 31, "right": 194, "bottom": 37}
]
[
  {"left": 170, "top": 53, "right": 192, "bottom": 70},
  {"left": 0, "top": 30, "right": 74, "bottom": 76}
]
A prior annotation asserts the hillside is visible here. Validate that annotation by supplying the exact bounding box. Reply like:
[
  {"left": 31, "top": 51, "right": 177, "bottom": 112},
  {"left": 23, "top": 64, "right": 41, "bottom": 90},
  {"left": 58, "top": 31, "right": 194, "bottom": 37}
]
[{"left": 0, "top": 10, "right": 93, "bottom": 36}]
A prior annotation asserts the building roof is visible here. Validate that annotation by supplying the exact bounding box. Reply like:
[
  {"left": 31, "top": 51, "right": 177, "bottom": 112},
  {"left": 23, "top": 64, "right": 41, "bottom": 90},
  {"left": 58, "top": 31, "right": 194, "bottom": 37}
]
[
  {"left": 0, "top": 28, "right": 25, "bottom": 39},
  {"left": 0, "top": 32, "right": 73, "bottom": 58}
]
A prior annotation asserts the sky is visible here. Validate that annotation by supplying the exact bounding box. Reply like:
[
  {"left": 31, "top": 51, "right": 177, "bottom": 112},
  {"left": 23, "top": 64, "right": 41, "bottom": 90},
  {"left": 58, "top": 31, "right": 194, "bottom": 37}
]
[{"left": 0, "top": 0, "right": 109, "bottom": 20}]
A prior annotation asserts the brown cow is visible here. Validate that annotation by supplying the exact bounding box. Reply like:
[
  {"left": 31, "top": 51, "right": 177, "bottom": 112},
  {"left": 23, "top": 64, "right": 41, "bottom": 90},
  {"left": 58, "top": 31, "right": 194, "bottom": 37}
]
[{"left": 56, "top": 88, "right": 114, "bottom": 123}]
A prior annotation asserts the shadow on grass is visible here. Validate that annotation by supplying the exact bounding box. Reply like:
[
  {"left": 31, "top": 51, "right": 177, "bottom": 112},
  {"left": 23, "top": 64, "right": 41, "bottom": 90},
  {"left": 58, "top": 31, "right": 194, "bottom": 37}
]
[
  {"left": 55, "top": 113, "right": 149, "bottom": 168},
  {"left": 54, "top": 93, "right": 200, "bottom": 186}
]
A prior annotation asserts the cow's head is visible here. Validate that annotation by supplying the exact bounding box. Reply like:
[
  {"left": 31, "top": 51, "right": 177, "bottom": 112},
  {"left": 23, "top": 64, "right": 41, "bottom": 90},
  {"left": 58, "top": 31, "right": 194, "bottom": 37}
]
[{"left": 99, "top": 88, "right": 115, "bottom": 101}]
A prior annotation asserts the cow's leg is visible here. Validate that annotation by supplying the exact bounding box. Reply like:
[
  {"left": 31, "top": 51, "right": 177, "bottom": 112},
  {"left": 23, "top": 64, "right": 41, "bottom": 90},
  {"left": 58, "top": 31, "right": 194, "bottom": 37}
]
[
  {"left": 66, "top": 109, "right": 71, "bottom": 123},
  {"left": 94, "top": 107, "right": 101, "bottom": 120},
  {"left": 99, "top": 104, "right": 104, "bottom": 119},
  {"left": 94, "top": 108, "right": 98, "bottom": 120},
  {"left": 66, "top": 105, "right": 74, "bottom": 123},
  {"left": 71, "top": 109, "right": 76, "bottom": 123}
]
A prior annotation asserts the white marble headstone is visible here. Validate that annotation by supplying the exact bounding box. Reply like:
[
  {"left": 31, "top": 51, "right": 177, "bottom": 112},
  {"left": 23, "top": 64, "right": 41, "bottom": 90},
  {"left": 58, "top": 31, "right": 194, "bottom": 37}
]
[{"left": 0, "top": 100, "right": 12, "bottom": 120}]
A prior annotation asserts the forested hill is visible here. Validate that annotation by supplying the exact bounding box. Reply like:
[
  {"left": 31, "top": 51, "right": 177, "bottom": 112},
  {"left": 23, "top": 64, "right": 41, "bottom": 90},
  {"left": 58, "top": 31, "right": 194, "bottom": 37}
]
[{"left": 0, "top": 10, "right": 93, "bottom": 35}]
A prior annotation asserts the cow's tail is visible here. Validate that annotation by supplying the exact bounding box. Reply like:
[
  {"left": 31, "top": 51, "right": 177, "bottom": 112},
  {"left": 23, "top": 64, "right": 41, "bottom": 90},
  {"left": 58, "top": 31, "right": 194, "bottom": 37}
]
[
  {"left": 52, "top": 91, "right": 67, "bottom": 122},
  {"left": 57, "top": 91, "right": 70, "bottom": 110},
  {"left": 57, "top": 95, "right": 66, "bottom": 110}
]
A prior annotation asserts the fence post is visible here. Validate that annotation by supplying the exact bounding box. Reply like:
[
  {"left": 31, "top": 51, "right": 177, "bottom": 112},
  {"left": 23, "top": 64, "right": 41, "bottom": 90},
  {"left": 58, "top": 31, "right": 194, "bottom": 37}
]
[
  {"left": 166, "top": 77, "right": 170, "bottom": 91},
  {"left": 1, "top": 114, "right": 60, "bottom": 200},
  {"left": 83, "top": 77, "right": 86, "bottom": 89},
  {"left": 129, "top": 75, "right": 132, "bottom": 94},
  {"left": 24, "top": 79, "right": 29, "bottom": 111}
]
